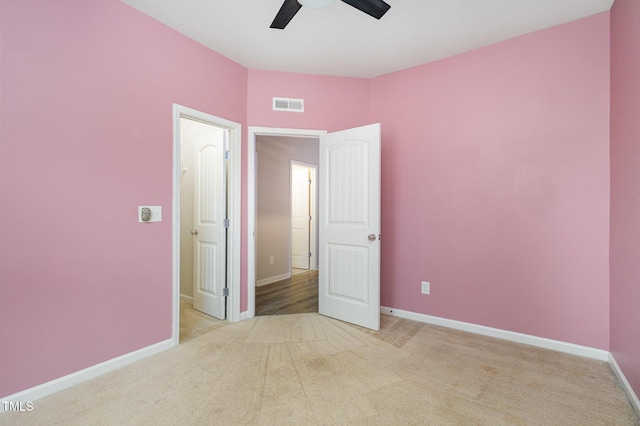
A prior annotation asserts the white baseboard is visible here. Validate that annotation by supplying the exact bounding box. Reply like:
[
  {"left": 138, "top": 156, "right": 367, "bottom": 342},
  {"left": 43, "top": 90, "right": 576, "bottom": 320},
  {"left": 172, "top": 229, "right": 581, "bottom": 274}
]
[
  {"left": 380, "top": 306, "right": 610, "bottom": 361},
  {"left": 240, "top": 310, "right": 252, "bottom": 321},
  {"left": 0, "top": 339, "right": 174, "bottom": 411},
  {"left": 609, "top": 353, "right": 640, "bottom": 417},
  {"left": 180, "top": 293, "right": 193, "bottom": 303},
  {"left": 256, "top": 272, "right": 291, "bottom": 287}
]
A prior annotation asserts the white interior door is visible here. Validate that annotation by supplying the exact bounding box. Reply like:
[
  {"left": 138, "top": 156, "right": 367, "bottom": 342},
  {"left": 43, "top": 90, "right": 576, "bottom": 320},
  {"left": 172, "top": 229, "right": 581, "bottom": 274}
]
[
  {"left": 291, "top": 163, "right": 311, "bottom": 270},
  {"left": 319, "top": 123, "right": 381, "bottom": 330},
  {"left": 192, "top": 131, "right": 226, "bottom": 320}
]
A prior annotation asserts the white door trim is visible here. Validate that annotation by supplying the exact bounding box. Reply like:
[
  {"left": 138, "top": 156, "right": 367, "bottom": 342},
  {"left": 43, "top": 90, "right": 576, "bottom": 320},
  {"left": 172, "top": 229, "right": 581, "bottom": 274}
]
[
  {"left": 247, "top": 127, "right": 326, "bottom": 319},
  {"left": 173, "top": 104, "right": 242, "bottom": 345}
]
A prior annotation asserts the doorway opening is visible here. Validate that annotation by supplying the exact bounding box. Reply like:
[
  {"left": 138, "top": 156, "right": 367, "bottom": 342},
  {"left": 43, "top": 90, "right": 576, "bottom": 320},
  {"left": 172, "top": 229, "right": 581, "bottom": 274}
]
[
  {"left": 172, "top": 105, "right": 242, "bottom": 346},
  {"left": 248, "top": 127, "right": 326, "bottom": 318},
  {"left": 248, "top": 124, "right": 382, "bottom": 330}
]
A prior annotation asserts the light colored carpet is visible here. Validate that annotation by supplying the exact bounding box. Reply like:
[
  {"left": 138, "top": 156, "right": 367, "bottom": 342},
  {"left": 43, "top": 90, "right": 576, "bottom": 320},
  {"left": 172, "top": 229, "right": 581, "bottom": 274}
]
[
  {"left": 179, "top": 300, "right": 225, "bottom": 344},
  {"left": 1, "top": 313, "right": 638, "bottom": 425}
]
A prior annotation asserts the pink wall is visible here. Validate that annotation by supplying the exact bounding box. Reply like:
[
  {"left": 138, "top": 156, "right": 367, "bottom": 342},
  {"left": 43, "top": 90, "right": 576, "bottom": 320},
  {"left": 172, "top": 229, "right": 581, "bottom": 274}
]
[
  {"left": 0, "top": 0, "right": 247, "bottom": 397},
  {"left": 0, "top": 0, "right": 622, "bottom": 400},
  {"left": 370, "top": 13, "right": 611, "bottom": 349},
  {"left": 247, "top": 70, "right": 371, "bottom": 132},
  {"left": 610, "top": 0, "right": 640, "bottom": 396}
]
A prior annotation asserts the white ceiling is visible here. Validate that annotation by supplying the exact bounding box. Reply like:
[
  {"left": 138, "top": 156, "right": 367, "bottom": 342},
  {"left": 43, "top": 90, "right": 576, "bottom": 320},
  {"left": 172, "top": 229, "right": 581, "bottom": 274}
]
[{"left": 121, "top": 0, "right": 613, "bottom": 79}]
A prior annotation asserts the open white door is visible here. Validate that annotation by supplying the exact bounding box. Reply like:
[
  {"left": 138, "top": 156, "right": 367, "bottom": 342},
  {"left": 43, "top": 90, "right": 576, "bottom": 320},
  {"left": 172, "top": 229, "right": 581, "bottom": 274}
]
[
  {"left": 291, "top": 163, "right": 311, "bottom": 270},
  {"left": 192, "top": 131, "right": 226, "bottom": 320},
  {"left": 319, "top": 123, "right": 381, "bottom": 330}
]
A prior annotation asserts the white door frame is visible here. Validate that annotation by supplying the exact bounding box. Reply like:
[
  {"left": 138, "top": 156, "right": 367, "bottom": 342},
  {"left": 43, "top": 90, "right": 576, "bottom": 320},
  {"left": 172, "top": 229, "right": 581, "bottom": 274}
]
[
  {"left": 247, "top": 127, "right": 326, "bottom": 319},
  {"left": 173, "top": 104, "right": 242, "bottom": 345},
  {"left": 290, "top": 160, "right": 317, "bottom": 271}
]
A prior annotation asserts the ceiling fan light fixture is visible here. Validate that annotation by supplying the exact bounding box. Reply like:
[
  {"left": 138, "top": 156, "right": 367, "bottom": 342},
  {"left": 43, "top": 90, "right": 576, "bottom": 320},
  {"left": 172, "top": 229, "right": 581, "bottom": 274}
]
[{"left": 298, "top": 0, "right": 335, "bottom": 9}]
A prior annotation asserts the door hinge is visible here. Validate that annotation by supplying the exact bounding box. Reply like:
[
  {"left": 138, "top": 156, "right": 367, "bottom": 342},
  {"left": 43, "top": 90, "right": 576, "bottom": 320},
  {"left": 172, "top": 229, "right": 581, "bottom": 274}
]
[
  {"left": 308, "top": 179, "right": 312, "bottom": 185},
  {"left": 222, "top": 288, "right": 229, "bottom": 298},
  {"left": 309, "top": 252, "right": 312, "bottom": 258},
  {"left": 224, "top": 151, "right": 230, "bottom": 159},
  {"left": 223, "top": 218, "right": 230, "bottom": 228}
]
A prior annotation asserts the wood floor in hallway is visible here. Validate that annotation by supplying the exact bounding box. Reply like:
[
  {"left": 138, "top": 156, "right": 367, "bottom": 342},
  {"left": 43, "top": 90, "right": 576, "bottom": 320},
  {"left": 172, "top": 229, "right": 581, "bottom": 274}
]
[{"left": 255, "top": 270, "right": 318, "bottom": 316}]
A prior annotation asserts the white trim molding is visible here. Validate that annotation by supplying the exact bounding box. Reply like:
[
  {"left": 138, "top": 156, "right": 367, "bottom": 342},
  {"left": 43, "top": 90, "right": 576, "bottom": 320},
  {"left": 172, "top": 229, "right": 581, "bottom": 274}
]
[
  {"left": 257, "top": 272, "right": 292, "bottom": 287},
  {"left": 180, "top": 294, "right": 194, "bottom": 303},
  {"left": 0, "top": 339, "right": 173, "bottom": 411},
  {"left": 380, "top": 306, "right": 610, "bottom": 361},
  {"left": 609, "top": 353, "right": 640, "bottom": 417}
]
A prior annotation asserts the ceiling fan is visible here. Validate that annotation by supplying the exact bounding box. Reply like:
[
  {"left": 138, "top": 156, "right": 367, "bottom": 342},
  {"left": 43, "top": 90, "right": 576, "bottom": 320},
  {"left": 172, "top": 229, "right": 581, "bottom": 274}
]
[{"left": 270, "top": 0, "right": 391, "bottom": 30}]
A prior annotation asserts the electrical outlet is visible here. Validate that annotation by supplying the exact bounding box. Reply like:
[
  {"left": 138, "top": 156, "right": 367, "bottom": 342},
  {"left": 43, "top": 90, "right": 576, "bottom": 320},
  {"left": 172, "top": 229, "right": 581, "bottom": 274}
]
[
  {"left": 269, "top": 256, "right": 275, "bottom": 265},
  {"left": 421, "top": 281, "right": 430, "bottom": 295}
]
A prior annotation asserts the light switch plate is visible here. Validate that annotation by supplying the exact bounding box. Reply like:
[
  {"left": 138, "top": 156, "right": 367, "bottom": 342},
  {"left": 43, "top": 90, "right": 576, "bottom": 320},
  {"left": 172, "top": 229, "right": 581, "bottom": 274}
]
[{"left": 139, "top": 206, "right": 162, "bottom": 223}]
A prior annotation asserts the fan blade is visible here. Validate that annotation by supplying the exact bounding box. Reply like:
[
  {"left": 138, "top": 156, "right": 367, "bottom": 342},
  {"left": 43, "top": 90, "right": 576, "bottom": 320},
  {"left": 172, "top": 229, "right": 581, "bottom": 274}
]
[
  {"left": 341, "top": 0, "right": 390, "bottom": 20},
  {"left": 270, "top": 0, "right": 303, "bottom": 29}
]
